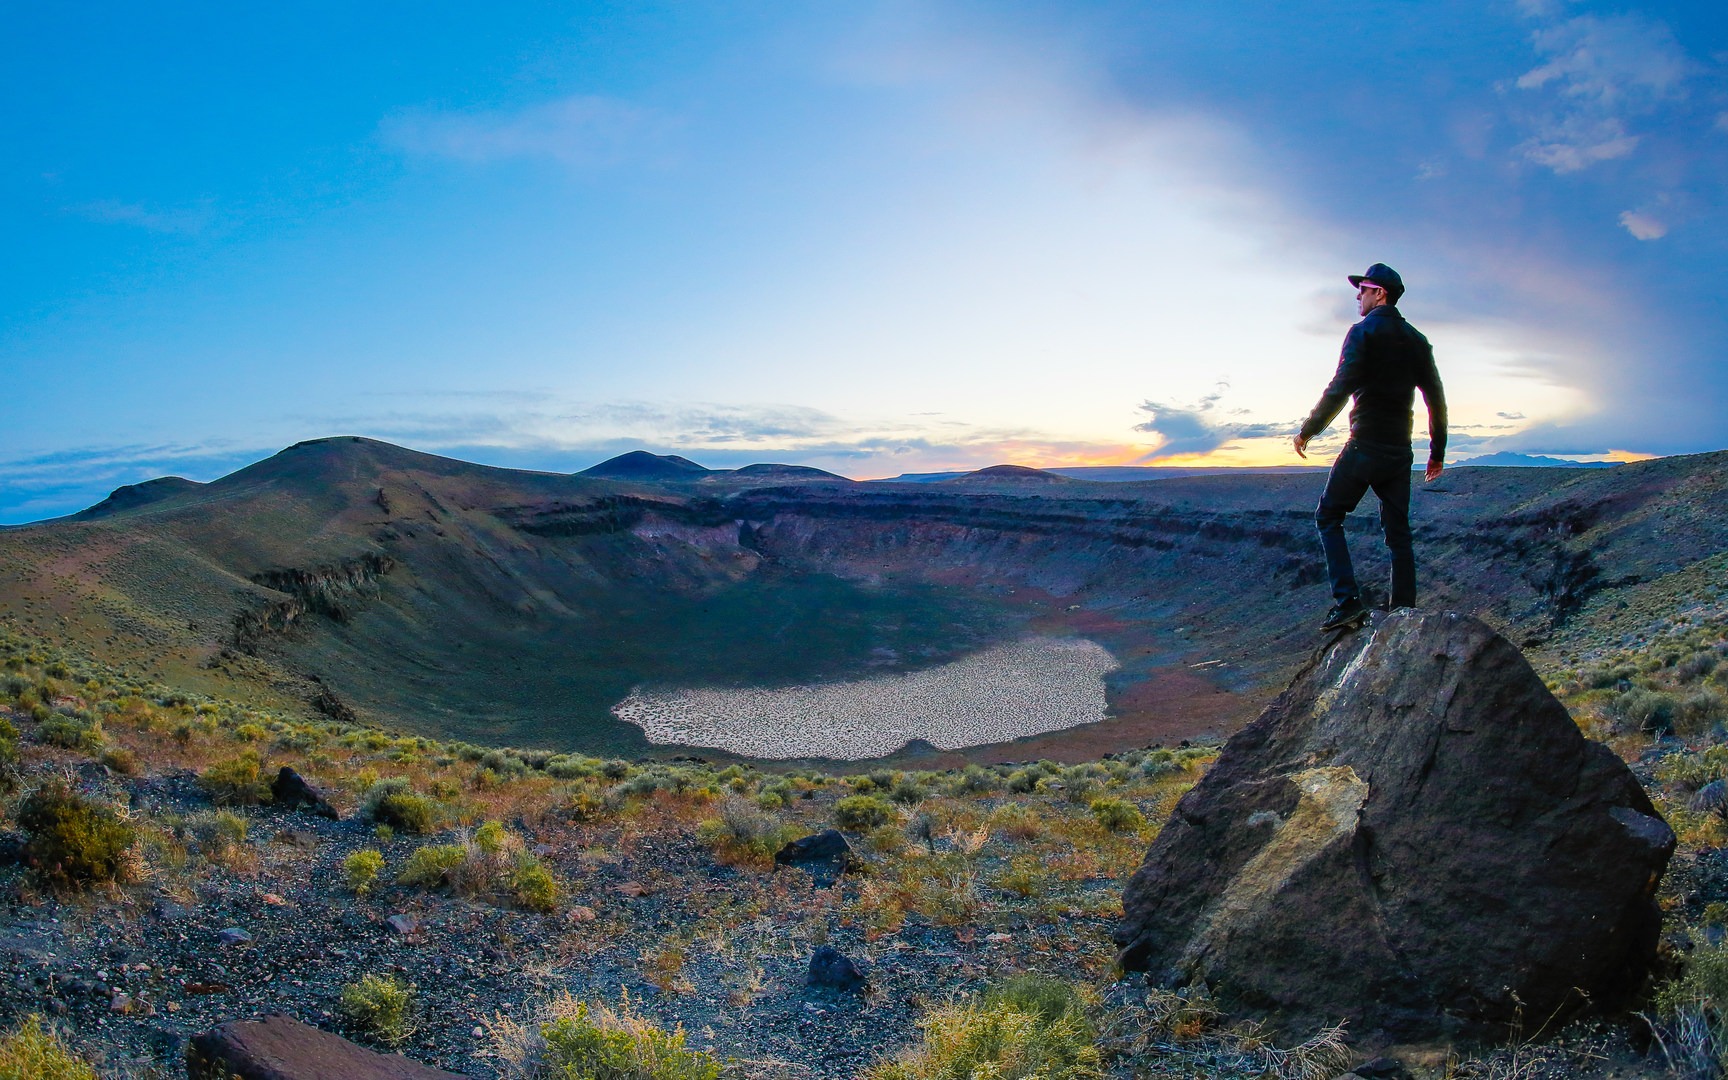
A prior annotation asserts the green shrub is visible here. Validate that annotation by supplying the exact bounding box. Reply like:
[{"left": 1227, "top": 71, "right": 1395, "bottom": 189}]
[
  {"left": 948, "top": 764, "right": 1001, "bottom": 796},
  {"left": 756, "top": 777, "right": 795, "bottom": 810},
  {"left": 547, "top": 755, "right": 600, "bottom": 780},
  {"left": 889, "top": 776, "right": 928, "bottom": 805},
  {"left": 340, "top": 973, "right": 415, "bottom": 1045},
  {"left": 0, "top": 1014, "right": 98, "bottom": 1080},
  {"left": 375, "top": 792, "right": 438, "bottom": 835},
  {"left": 536, "top": 997, "right": 721, "bottom": 1080},
  {"left": 17, "top": 782, "right": 136, "bottom": 888},
  {"left": 1089, "top": 797, "right": 1145, "bottom": 833},
  {"left": 868, "top": 984, "right": 1102, "bottom": 1080},
  {"left": 697, "top": 797, "right": 795, "bottom": 864},
  {"left": 835, "top": 794, "right": 895, "bottom": 830},
  {"left": 474, "top": 819, "right": 509, "bottom": 855},
  {"left": 344, "top": 849, "right": 385, "bottom": 895},
  {"left": 398, "top": 843, "right": 465, "bottom": 888},
  {"left": 1654, "top": 940, "right": 1728, "bottom": 1075},
  {"left": 200, "top": 750, "right": 273, "bottom": 805},
  {"left": 1613, "top": 688, "right": 1680, "bottom": 733},
  {"left": 0, "top": 716, "right": 18, "bottom": 789},
  {"left": 38, "top": 715, "right": 103, "bottom": 754},
  {"left": 510, "top": 856, "right": 560, "bottom": 913}
]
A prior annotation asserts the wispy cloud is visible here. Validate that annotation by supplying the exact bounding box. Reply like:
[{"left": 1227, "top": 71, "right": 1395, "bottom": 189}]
[
  {"left": 71, "top": 199, "right": 216, "bottom": 234},
  {"left": 380, "top": 95, "right": 669, "bottom": 168},
  {"left": 1618, "top": 209, "right": 1668, "bottom": 240},
  {"left": 1511, "top": 12, "right": 1696, "bottom": 174},
  {"left": 0, "top": 441, "right": 272, "bottom": 526},
  {"left": 1132, "top": 384, "right": 1290, "bottom": 460}
]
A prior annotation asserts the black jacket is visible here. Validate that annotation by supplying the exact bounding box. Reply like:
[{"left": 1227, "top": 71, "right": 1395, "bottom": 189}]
[{"left": 1299, "top": 304, "right": 1447, "bottom": 463}]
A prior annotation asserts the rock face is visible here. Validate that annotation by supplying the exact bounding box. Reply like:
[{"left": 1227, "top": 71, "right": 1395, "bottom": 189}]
[
  {"left": 1113, "top": 610, "right": 1674, "bottom": 1038},
  {"left": 186, "top": 1012, "right": 466, "bottom": 1079}
]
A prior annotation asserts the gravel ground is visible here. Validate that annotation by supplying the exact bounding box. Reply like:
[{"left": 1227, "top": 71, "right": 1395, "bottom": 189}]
[{"left": 0, "top": 764, "right": 1119, "bottom": 1078}]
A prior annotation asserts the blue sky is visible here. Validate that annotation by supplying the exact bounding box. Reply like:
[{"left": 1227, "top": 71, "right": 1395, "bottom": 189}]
[{"left": 2, "top": 1, "right": 1724, "bottom": 523}]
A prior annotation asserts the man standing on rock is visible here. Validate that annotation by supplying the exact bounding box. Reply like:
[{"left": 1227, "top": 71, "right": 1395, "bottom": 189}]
[{"left": 1293, "top": 263, "right": 1447, "bottom": 631}]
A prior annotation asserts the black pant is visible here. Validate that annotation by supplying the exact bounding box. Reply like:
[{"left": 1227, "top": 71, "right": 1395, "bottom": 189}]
[{"left": 1315, "top": 440, "right": 1415, "bottom": 608}]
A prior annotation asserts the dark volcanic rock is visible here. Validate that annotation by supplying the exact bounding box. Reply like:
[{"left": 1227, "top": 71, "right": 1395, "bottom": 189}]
[
  {"left": 806, "top": 945, "right": 868, "bottom": 993},
  {"left": 774, "top": 829, "right": 855, "bottom": 887},
  {"left": 186, "top": 1012, "right": 468, "bottom": 1079},
  {"left": 1113, "top": 610, "right": 1674, "bottom": 1039},
  {"left": 271, "top": 767, "right": 339, "bottom": 819}
]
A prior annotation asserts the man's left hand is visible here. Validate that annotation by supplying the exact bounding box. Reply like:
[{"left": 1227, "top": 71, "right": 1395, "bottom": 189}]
[{"left": 1292, "top": 434, "right": 1308, "bottom": 459}]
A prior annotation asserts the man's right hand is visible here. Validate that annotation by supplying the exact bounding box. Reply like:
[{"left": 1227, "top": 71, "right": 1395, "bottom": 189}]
[
  {"left": 1425, "top": 460, "right": 1444, "bottom": 482},
  {"left": 1292, "top": 434, "right": 1308, "bottom": 459}
]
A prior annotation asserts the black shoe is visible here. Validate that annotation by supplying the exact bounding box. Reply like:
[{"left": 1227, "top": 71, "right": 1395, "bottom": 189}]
[{"left": 1320, "top": 597, "right": 1368, "bottom": 632}]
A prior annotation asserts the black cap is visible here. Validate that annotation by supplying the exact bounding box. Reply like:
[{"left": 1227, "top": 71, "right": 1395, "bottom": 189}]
[{"left": 1348, "top": 263, "right": 1404, "bottom": 302}]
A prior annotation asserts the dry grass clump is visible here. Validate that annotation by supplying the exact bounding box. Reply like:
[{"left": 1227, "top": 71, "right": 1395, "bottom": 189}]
[
  {"left": 192, "top": 809, "right": 256, "bottom": 873},
  {"left": 486, "top": 990, "right": 721, "bottom": 1080},
  {"left": 1097, "top": 985, "right": 1349, "bottom": 1080},
  {"left": 868, "top": 975, "right": 1102, "bottom": 1080},
  {"left": 0, "top": 1014, "right": 99, "bottom": 1080},
  {"left": 1646, "top": 939, "right": 1728, "bottom": 1078},
  {"left": 696, "top": 796, "right": 799, "bottom": 868}
]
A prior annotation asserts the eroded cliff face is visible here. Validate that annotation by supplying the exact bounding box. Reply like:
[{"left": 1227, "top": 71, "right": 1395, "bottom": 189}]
[{"left": 232, "top": 554, "right": 396, "bottom": 651}]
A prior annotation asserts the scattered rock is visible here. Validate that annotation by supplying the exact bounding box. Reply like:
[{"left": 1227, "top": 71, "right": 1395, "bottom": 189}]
[
  {"left": 806, "top": 945, "right": 867, "bottom": 993},
  {"left": 614, "top": 882, "right": 647, "bottom": 898},
  {"left": 1114, "top": 611, "right": 1675, "bottom": 1039},
  {"left": 1692, "top": 779, "right": 1728, "bottom": 814},
  {"left": 217, "top": 927, "right": 253, "bottom": 947},
  {"left": 110, "top": 990, "right": 133, "bottom": 1013},
  {"left": 565, "top": 906, "right": 597, "bottom": 924},
  {"left": 186, "top": 1012, "right": 468, "bottom": 1079},
  {"left": 272, "top": 766, "right": 340, "bottom": 819},
  {"left": 386, "top": 914, "right": 420, "bottom": 937},
  {"left": 274, "top": 829, "right": 320, "bottom": 850},
  {"left": 774, "top": 829, "right": 855, "bottom": 887}
]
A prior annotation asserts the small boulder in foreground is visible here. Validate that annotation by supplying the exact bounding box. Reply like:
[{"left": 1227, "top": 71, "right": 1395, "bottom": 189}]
[
  {"left": 774, "top": 828, "right": 855, "bottom": 887},
  {"left": 272, "top": 766, "right": 340, "bottom": 819},
  {"left": 1114, "top": 610, "right": 1674, "bottom": 1039},
  {"left": 187, "top": 1012, "right": 467, "bottom": 1079}
]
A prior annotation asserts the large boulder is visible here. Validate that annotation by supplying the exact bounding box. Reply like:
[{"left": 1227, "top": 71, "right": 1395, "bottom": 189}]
[
  {"left": 186, "top": 1013, "right": 466, "bottom": 1079},
  {"left": 1113, "top": 610, "right": 1674, "bottom": 1039}
]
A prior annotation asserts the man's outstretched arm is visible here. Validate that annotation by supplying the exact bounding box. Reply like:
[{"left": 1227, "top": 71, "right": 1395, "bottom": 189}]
[
  {"left": 1418, "top": 349, "right": 1447, "bottom": 483},
  {"left": 1296, "top": 326, "right": 1369, "bottom": 456}
]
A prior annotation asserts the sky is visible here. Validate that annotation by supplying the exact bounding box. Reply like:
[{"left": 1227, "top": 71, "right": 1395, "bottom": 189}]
[{"left": 2, "top": 1, "right": 1725, "bottom": 523}]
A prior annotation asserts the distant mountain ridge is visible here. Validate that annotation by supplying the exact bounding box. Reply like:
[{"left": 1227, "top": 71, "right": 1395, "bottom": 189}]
[
  {"left": 577, "top": 451, "right": 848, "bottom": 484},
  {"left": 1453, "top": 453, "right": 1617, "bottom": 469},
  {"left": 4, "top": 434, "right": 1722, "bottom": 765}
]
